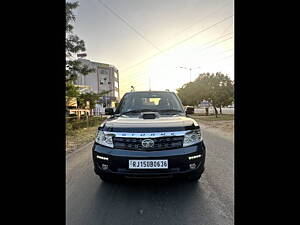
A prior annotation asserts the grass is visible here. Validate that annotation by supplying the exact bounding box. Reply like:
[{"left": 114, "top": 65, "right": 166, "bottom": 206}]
[
  {"left": 66, "top": 117, "right": 106, "bottom": 152},
  {"left": 66, "top": 126, "right": 99, "bottom": 152},
  {"left": 190, "top": 114, "right": 234, "bottom": 121}
]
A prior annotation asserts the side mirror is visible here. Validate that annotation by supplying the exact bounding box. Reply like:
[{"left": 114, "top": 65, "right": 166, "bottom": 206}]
[{"left": 105, "top": 108, "right": 114, "bottom": 115}]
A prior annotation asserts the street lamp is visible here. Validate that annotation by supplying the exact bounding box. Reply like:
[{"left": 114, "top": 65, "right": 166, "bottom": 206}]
[{"left": 179, "top": 66, "right": 201, "bottom": 82}]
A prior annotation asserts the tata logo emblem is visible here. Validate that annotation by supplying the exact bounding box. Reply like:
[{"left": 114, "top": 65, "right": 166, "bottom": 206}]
[{"left": 141, "top": 139, "right": 154, "bottom": 148}]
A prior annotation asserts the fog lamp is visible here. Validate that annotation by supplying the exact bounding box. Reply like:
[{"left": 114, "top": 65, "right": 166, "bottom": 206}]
[
  {"left": 102, "top": 164, "right": 108, "bottom": 170},
  {"left": 189, "top": 163, "right": 197, "bottom": 169}
]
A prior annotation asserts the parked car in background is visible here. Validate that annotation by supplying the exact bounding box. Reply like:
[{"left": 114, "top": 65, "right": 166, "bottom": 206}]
[{"left": 184, "top": 106, "right": 194, "bottom": 114}]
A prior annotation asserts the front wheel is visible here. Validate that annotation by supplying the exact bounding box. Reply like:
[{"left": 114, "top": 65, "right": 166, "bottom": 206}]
[
  {"left": 187, "top": 173, "right": 202, "bottom": 182},
  {"left": 187, "top": 167, "right": 204, "bottom": 182},
  {"left": 99, "top": 173, "right": 120, "bottom": 183}
]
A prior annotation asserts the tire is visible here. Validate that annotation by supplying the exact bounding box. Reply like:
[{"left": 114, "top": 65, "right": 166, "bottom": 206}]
[
  {"left": 187, "top": 173, "right": 202, "bottom": 182},
  {"left": 99, "top": 173, "right": 120, "bottom": 183},
  {"left": 187, "top": 168, "right": 204, "bottom": 182}
]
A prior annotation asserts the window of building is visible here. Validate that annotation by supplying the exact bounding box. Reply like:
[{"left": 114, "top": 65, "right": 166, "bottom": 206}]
[
  {"left": 100, "top": 69, "right": 109, "bottom": 75},
  {"left": 114, "top": 71, "right": 118, "bottom": 79},
  {"left": 115, "top": 90, "right": 119, "bottom": 98}
]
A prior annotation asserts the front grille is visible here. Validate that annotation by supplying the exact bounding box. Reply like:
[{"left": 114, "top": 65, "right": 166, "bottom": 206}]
[{"left": 113, "top": 136, "right": 184, "bottom": 151}]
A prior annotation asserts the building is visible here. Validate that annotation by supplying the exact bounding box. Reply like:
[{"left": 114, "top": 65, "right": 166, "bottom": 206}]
[{"left": 75, "top": 59, "right": 120, "bottom": 115}]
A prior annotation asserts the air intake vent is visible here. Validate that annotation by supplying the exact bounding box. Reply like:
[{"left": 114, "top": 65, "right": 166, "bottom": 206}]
[
  {"left": 141, "top": 112, "right": 159, "bottom": 119},
  {"left": 114, "top": 136, "right": 184, "bottom": 150}
]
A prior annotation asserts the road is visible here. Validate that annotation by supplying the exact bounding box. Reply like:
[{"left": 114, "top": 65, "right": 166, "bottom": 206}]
[{"left": 66, "top": 128, "right": 234, "bottom": 225}]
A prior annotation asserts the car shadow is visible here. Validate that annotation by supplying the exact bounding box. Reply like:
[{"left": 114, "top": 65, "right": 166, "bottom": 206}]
[{"left": 85, "top": 178, "right": 221, "bottom": 225}]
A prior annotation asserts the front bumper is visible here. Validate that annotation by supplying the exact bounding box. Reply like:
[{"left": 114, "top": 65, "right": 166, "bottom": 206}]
[{"left": 92, "top": 141, "right": 206, "bottom": 179}]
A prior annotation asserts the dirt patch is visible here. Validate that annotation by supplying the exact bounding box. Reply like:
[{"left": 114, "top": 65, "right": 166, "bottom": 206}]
[
  {"left": 200, "top": 120, "right": 234, "bottom": 132},
  {"left": 191, "top": 114, "right": 234, "bottom": 121},
  {"left": 191, "top": 115, "right": 234, "bottom": 141}
]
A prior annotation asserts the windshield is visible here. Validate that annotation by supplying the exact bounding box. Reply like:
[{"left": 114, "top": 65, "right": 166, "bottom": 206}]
[{"left": 115, "top": 92, "right": 184, "bottom": 115}]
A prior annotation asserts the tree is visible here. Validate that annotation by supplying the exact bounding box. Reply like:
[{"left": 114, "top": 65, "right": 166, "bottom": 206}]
[
  {"left": 65, "top": 1, "right": 94, "bottom": 110},
  {"left": 210, "top": 72, "right": 234, "bottom": 115},
  {"left": 66, "top": 82, "right": 80, "bottom": 106},
  {"left": 177, "top": 81, "right": 199, "bottom": 106},
  {"left": 177, "top": 72, "right": 234, "bottom": 117},
  {"left": 77, "top": 90, "right": 111, "bottom": 115}
]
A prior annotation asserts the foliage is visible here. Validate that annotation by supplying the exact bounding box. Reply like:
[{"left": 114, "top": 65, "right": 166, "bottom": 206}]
[
  {"left": 66, "top": 82, "right": 80, "bottom": 106},
  {"left": 66, "top": 117, "right": 105, "bottom": 134},
  {"left": 66, "top": 1, "right": 94, "bottom": 100},
  {"left": 177, "top": 72, "right": 234, "bottom": 116},
  {"left": 77, "top": 90, "right": 111, "bottom": 110}
]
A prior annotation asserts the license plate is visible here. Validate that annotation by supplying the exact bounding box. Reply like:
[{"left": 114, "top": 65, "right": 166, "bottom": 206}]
[{"left": 129, "top": 160, "right": 168, "bottom": 169}]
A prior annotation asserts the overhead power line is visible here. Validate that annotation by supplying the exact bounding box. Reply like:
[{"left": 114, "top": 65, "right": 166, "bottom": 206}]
[
  {"left": 120, "top": 15, "right": 233, "bottom": 72},
  {"left": 170, "top": 0, "right": 232, "bottom": 40},
  {"left": 120, "top": 14, "right": 233, "bottom": 72},
  {"left": 121, "top": 32, "right": 233, "bottom": 81},
  {"left": 121, "top": 46, "right": 234, "bottom": 87},
  {"left": 95, "top": 0, "right": 232, "bottom": 54},
  {"left": 95, "top": 0, "right": 161, "bottom": 51},
  {"left": 93, "top": 0, "right": 233, "bottom": 75},
  {"left": 195, "top": 35, "right": 233, "bottom": 54},
  {"left": 179, "top": 21, "right": 233, "bottom": 57},
  {"left": 121, "top": 56, "right": 234, "bottom": 93}
]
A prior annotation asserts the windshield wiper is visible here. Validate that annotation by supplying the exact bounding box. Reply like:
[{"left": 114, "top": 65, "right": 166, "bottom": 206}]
[
  {"left": 157, "top": 109, "right": 183, "bottom": 114},
  {"left": 121, "top": 109, "right": 156, "bottom": 115}
]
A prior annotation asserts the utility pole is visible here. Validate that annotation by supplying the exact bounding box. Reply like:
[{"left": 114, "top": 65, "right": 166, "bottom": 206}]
[
  {"left": 104, "top": 77, "right": 108, "bottom": 108},
  {"left": 97, "top": 67, "right": 100, "bottom": 93},
  {"left": 179, "top": 66, "right": 201, "bottom": 82},
  {"left": 149, "top": 76, "right": 151, "bottom": 91}
]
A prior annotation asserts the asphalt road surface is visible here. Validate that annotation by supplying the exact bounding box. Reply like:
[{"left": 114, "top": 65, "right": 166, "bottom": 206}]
[{"left": 66, "top": 128, "right": 234, "bottom": 225}]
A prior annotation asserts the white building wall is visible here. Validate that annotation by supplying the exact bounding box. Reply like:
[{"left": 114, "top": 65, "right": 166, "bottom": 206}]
[{"left": 75, "top": 58, "right": 120, "bottom": 108}]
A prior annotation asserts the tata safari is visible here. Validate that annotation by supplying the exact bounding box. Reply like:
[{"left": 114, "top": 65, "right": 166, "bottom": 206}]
[{"left": 92, "top": 91, "right": 206, "bottom": 182}]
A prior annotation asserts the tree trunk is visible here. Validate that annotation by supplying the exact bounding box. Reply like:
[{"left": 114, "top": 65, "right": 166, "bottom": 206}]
[
  {"left": 205, "top": 107, "right": 209, "bottom": 116},
  {"left": 219, "top": 106, "right": 222, "bottom": 115},
  {"left": 213, "top": 106, "right": 218, "bottom": 117}
]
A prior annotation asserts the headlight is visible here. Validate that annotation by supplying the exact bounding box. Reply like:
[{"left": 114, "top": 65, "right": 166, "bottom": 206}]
[
  {"left": 183, "top": 129, "right": 202, "bottom": 147},
  {"left": 95, "top": 130, "right": 114, "bottom": 148}
]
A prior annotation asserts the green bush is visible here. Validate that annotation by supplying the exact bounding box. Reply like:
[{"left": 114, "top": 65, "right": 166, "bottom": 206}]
[{"left": 66, "top": 117, "right": 105, "bottom": 133}]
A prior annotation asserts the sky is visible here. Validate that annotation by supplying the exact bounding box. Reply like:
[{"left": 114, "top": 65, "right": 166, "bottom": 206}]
[{"left": 70, "top": 0, "right": 234, "bottom": 97}]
